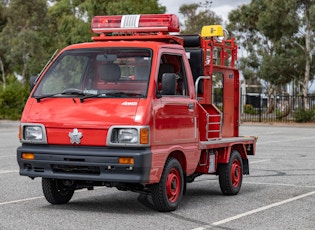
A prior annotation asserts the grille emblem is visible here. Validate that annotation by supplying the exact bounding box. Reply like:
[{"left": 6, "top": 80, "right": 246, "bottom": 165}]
[{"left": 69, "top": 128, "right": 83, "bottom": 144}]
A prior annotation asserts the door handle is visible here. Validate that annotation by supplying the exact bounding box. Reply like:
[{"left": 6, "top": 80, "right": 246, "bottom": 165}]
[{"left": 188, "top": 103, "right": 194, "bottom": 109}]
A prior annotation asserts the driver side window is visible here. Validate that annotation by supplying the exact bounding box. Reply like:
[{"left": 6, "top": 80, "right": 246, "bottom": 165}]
[{"left": 158, "top": 54, "right": 189, "bottom": 96}]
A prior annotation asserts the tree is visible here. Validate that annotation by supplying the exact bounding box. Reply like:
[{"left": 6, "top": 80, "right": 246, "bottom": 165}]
[
  {"left": 0, "top": 0, "right": 50, "bottom": 82},
  {"left": 47, "top": 0, "right": 166, "bottom": 53},
  {"left": 0, "top": 0, "right": 168, "bottom": 119},
  {"left": 179, "top": 1, "right": 222, "bottom": 34},
  {"left": 227, "top": 0, "right": 315, "bottom": 109},
  {"left": 0, "top": 1, "right": 7, "bottom": 89},
  {"left": 297, "top": 0, "right": 315, "bottom": 109},
  {"left": 105, "top": 0, "right": 166, "bottom": 15}
]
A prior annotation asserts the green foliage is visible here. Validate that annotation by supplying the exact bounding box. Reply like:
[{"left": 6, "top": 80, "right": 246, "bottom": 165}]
[
  {"left": 179, "top": 1, "right": 222, "bottom": 34},
  {"left": 244, "top": 104, "right": 258, "bottom": 115},
  {"left": 0, "top": 77, "right": 29, "bottom": 120},
  {"left": 0, "top": 0, "right": 49, "bottom": 81},
  {"left": 0, "top": 0, "right": 167, "bottom": 120},
  {"left": 227, "top": 0, "right": 315, "bottom": 96},
  {"left": 0, "top": 0, "right": 166, "bottom": 82},
  {"left": 293, "top": 109, "right": 315, "bottom": 123},
  {"left": 106, "top": 0, "right": 166, "bottom": 15}
]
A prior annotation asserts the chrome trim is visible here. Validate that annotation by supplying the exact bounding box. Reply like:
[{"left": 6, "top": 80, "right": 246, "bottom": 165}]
[{"left": 195, "top": 76, "right": 211, "bottom": 99}]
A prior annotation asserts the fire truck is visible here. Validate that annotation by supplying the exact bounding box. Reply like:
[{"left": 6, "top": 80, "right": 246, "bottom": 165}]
[{"left": 17, "top": 14, "right": 256, "bottom": 212}]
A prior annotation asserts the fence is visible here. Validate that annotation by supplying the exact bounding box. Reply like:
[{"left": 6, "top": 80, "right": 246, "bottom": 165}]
[{"left": 240, "top": 94, "right": 315, "bottom": 122}]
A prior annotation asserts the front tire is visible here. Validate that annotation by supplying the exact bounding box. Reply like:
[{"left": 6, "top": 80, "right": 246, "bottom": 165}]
[
  {"left": 42, "top": 178, "right": 74, "bottom": 204},
  {"left": 218, "top": 150, "right": 243, "bottom": 195},
  {"left": 151, "top": 158, "right": 184, "bottom": 212}
]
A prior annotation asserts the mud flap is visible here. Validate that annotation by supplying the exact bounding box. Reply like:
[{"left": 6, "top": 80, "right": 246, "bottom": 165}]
[{"left": 242, "top": 158, "right": 249, "bottom": 175}]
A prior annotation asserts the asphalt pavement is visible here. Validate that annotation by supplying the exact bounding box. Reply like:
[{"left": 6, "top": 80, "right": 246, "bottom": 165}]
[{"left": 0, "top": 121, "right": 314, "bottom": 230}]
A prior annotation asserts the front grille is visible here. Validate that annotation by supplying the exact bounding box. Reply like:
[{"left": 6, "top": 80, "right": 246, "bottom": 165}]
[{"left": 52, "top": 164, "right": 100, "bottom": 175}]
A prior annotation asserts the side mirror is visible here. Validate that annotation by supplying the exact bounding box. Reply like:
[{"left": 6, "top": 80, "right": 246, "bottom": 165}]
[
  {"left": 161, "top": 73, "right": 176, "bottom": 95},
  {"left": 30, "top": 76, "right": 38, "bottom": 92}
]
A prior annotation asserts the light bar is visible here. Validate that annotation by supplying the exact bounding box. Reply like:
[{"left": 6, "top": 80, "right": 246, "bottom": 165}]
[{"left": 91, "top": 14, "right": 180, "bottom": 34}]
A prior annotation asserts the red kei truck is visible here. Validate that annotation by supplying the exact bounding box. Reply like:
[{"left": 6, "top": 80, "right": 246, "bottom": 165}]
[{"left": 17, "top": 14, "right": 256, "bottom": 212}]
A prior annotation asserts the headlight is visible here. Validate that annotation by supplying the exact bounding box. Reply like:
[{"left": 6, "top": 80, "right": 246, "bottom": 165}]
[
  {"left": 107, "top": 126, "right": 149, "bottom": 146},
  {"left": 20, "top": 123, "right": 47, "bottom": 144},
  {"left": 25, "top": 126, "right": 43, "bottom": 140},
  {"left": 117, "top": 129, "right": 138, "bottom": 143}
]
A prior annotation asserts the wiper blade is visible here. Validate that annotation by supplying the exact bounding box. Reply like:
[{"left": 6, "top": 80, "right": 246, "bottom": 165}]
[
  {"left": 35, "top": 88, "right": 86, "bottom": 102},
  {"left": 35, "top": 93, "right": 60, "bottom": 102},
  {"left": 80, "top": 93, "right": 104, "bottom": 103},
  {"left": 61, "top": 88, "right": 86, "bottom": 95},
  {"left": 105, "top": 92, "right": 144, "bottom": 98},
  {"left": 80, "top": 91, "right": 144, "bottom": 103}
]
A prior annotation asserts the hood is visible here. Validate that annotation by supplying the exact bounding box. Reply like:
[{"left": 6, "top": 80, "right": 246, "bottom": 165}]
[
  {"left": 24, "top": 98, "right": 140, "bottom": 128},
  {"left": 21, "top": 98, "right": 142, "bottom": 146}
]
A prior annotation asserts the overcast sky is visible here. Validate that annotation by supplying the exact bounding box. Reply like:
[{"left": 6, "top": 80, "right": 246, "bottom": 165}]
[{"left": 159, "top": 0, "right": 251, "bottom": 23}]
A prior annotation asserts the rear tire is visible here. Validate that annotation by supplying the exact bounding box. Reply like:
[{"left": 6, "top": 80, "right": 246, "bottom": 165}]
[
  {"left": 218, "top": 150, "right": 243, "bottom": 195},
  {"left": 151, "top": 158, "right": 184, "bottom": 212},
  {"left": 42, "top": 178, "right": 74, "bottom": 204}
]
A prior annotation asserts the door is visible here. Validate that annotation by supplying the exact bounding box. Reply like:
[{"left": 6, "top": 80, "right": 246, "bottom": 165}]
[{"left": 153, "top": 53, "right": 197, "bottom": 144}]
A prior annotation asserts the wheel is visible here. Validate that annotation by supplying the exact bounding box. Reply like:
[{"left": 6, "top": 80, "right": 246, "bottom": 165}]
[
  {"left": 218, "top": 150, "right": 243, "bottom": 195},
  {"left": 151, "top": 158, "right": 184, "bottom": 212},
  {"left": 42, "top": 178, "right": 74, "bottom": 204}
]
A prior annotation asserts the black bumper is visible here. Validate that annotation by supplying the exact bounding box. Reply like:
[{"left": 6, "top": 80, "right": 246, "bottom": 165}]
[{"left": 17, "top": 144, "right": 151, "bottom": 183}]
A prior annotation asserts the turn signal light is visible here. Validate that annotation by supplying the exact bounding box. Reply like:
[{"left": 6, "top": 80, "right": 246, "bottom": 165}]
[
  {"left": 18, "top": 125, "right": 22, "bottom": 140},
  {"left": 140, "top": 128, "right": 149, "bottom": 144},
  {"left": 118, "top": 157, "right": 134, "bottom": 165},
  {"left": 22, "top": 153, "right": 35, "bottom": 160}
]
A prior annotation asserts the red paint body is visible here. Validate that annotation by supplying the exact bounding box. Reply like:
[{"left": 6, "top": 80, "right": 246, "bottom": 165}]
[{"left": 17, "top": 16, "right": 256, "bottom": 207}]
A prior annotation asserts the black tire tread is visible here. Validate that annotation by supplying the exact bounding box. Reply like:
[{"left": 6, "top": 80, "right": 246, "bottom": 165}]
[
  {"left": 218, "top": 150, "right": 243, "bottom": 195},
  {"left": 151, "top": 157, "right": 184, "bottom": 212},
  {"left": 42, "top": 178, "right": 74, "bottom": 204}
]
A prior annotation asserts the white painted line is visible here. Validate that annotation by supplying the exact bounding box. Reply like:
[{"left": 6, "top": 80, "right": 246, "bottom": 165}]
[
  {"left": 0, "top": 196, "right": 44, "bottom": 206},
  {"left": 264, "top": 131, "right": 281, "bottom": 134},
  {"left": 191, "top": 227, "right": 210, "bottom": 230},
  {"left": 212, "top": 190, "right": 315, "bottom": 226},
  {"left": 0, "top": 187, "right": 105, "bottom": 207},
  {"left": 0, "top": 170, "right": 19, "bottom": 174},
  {"left": 259, "top": 136, "right": 314, "bottom": 145},
  {"left": 244, "top": 181, "right": 315, "bottom": 188},
  {"left": 250, "top": 159, "right": 270, "bottom": 164}
]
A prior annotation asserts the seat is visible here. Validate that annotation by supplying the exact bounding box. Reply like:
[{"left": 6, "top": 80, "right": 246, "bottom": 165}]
[
  {"left": 98, "top": 63, "right": 121, "bottom": 82},
  {"left": 158, "top": 63, "right": 174, "bottom": 82}
]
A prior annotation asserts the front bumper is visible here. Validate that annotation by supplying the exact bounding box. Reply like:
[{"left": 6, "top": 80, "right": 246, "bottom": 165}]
[{"left": 17, "top": 144, "right": 151, "bottom": 183}]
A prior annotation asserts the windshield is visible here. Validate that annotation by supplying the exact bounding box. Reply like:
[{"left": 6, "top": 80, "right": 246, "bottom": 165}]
[{"left": 33, "top": 48, "right": 152, "bottom": 99}]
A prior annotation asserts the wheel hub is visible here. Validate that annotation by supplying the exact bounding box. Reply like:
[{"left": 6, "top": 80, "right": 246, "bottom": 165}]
[
  {"left": 166, "top": 169, "right": 181, "bottom": 202},
  {"left": 231, "top": 159, "right": 241, "bottom": 187}
]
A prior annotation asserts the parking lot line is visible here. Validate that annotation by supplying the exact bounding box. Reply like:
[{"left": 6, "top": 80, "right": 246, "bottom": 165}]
[
  {"left": 259, "top": 136, "right": 315, "bottom": 145},
  {"left": 244, "top": 181, "right": 315, "bottom": 188},
  {"left": 191, "top": 190, "right": 315, "bottom": 230},
  {"left": 250, "top": 159, "right": 270, "bottom": 164},
  {"left": 0, "top": 196, "right": 44, "bottom": 206},
  {"left": 0, "top": 170, "right": 19, "bottom": 174},
  {"left": 211, "top": 190, "right": 315, "bottom": 226}
]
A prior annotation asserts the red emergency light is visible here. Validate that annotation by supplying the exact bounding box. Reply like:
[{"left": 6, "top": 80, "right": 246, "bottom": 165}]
[{"left": 91, "top": 14, "right": 180, "bottom": 34}]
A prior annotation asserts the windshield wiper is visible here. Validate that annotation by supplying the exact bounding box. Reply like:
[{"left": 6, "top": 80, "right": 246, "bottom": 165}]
[
  {"left": 35, "top": 88, "right": 86, "bottom": 102},
  {"left": 80, "top": 91, "right": 144, "bottom": 103},
  {"left": 104, "top": 92, "right": 144, "bottom": 98},
  {"left": 80, "top": 93, "right": 105, "bottom": 103}
]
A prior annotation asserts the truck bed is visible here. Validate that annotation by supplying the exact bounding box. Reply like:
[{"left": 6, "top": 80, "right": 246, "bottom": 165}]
[{"left": 199, "top": 136, "right": 256, "bottom": 152}]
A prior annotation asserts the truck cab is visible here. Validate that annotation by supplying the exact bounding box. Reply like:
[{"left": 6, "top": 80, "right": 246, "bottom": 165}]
[{"left": 17, "top": 14, "right": 256, "bottom": 212}]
